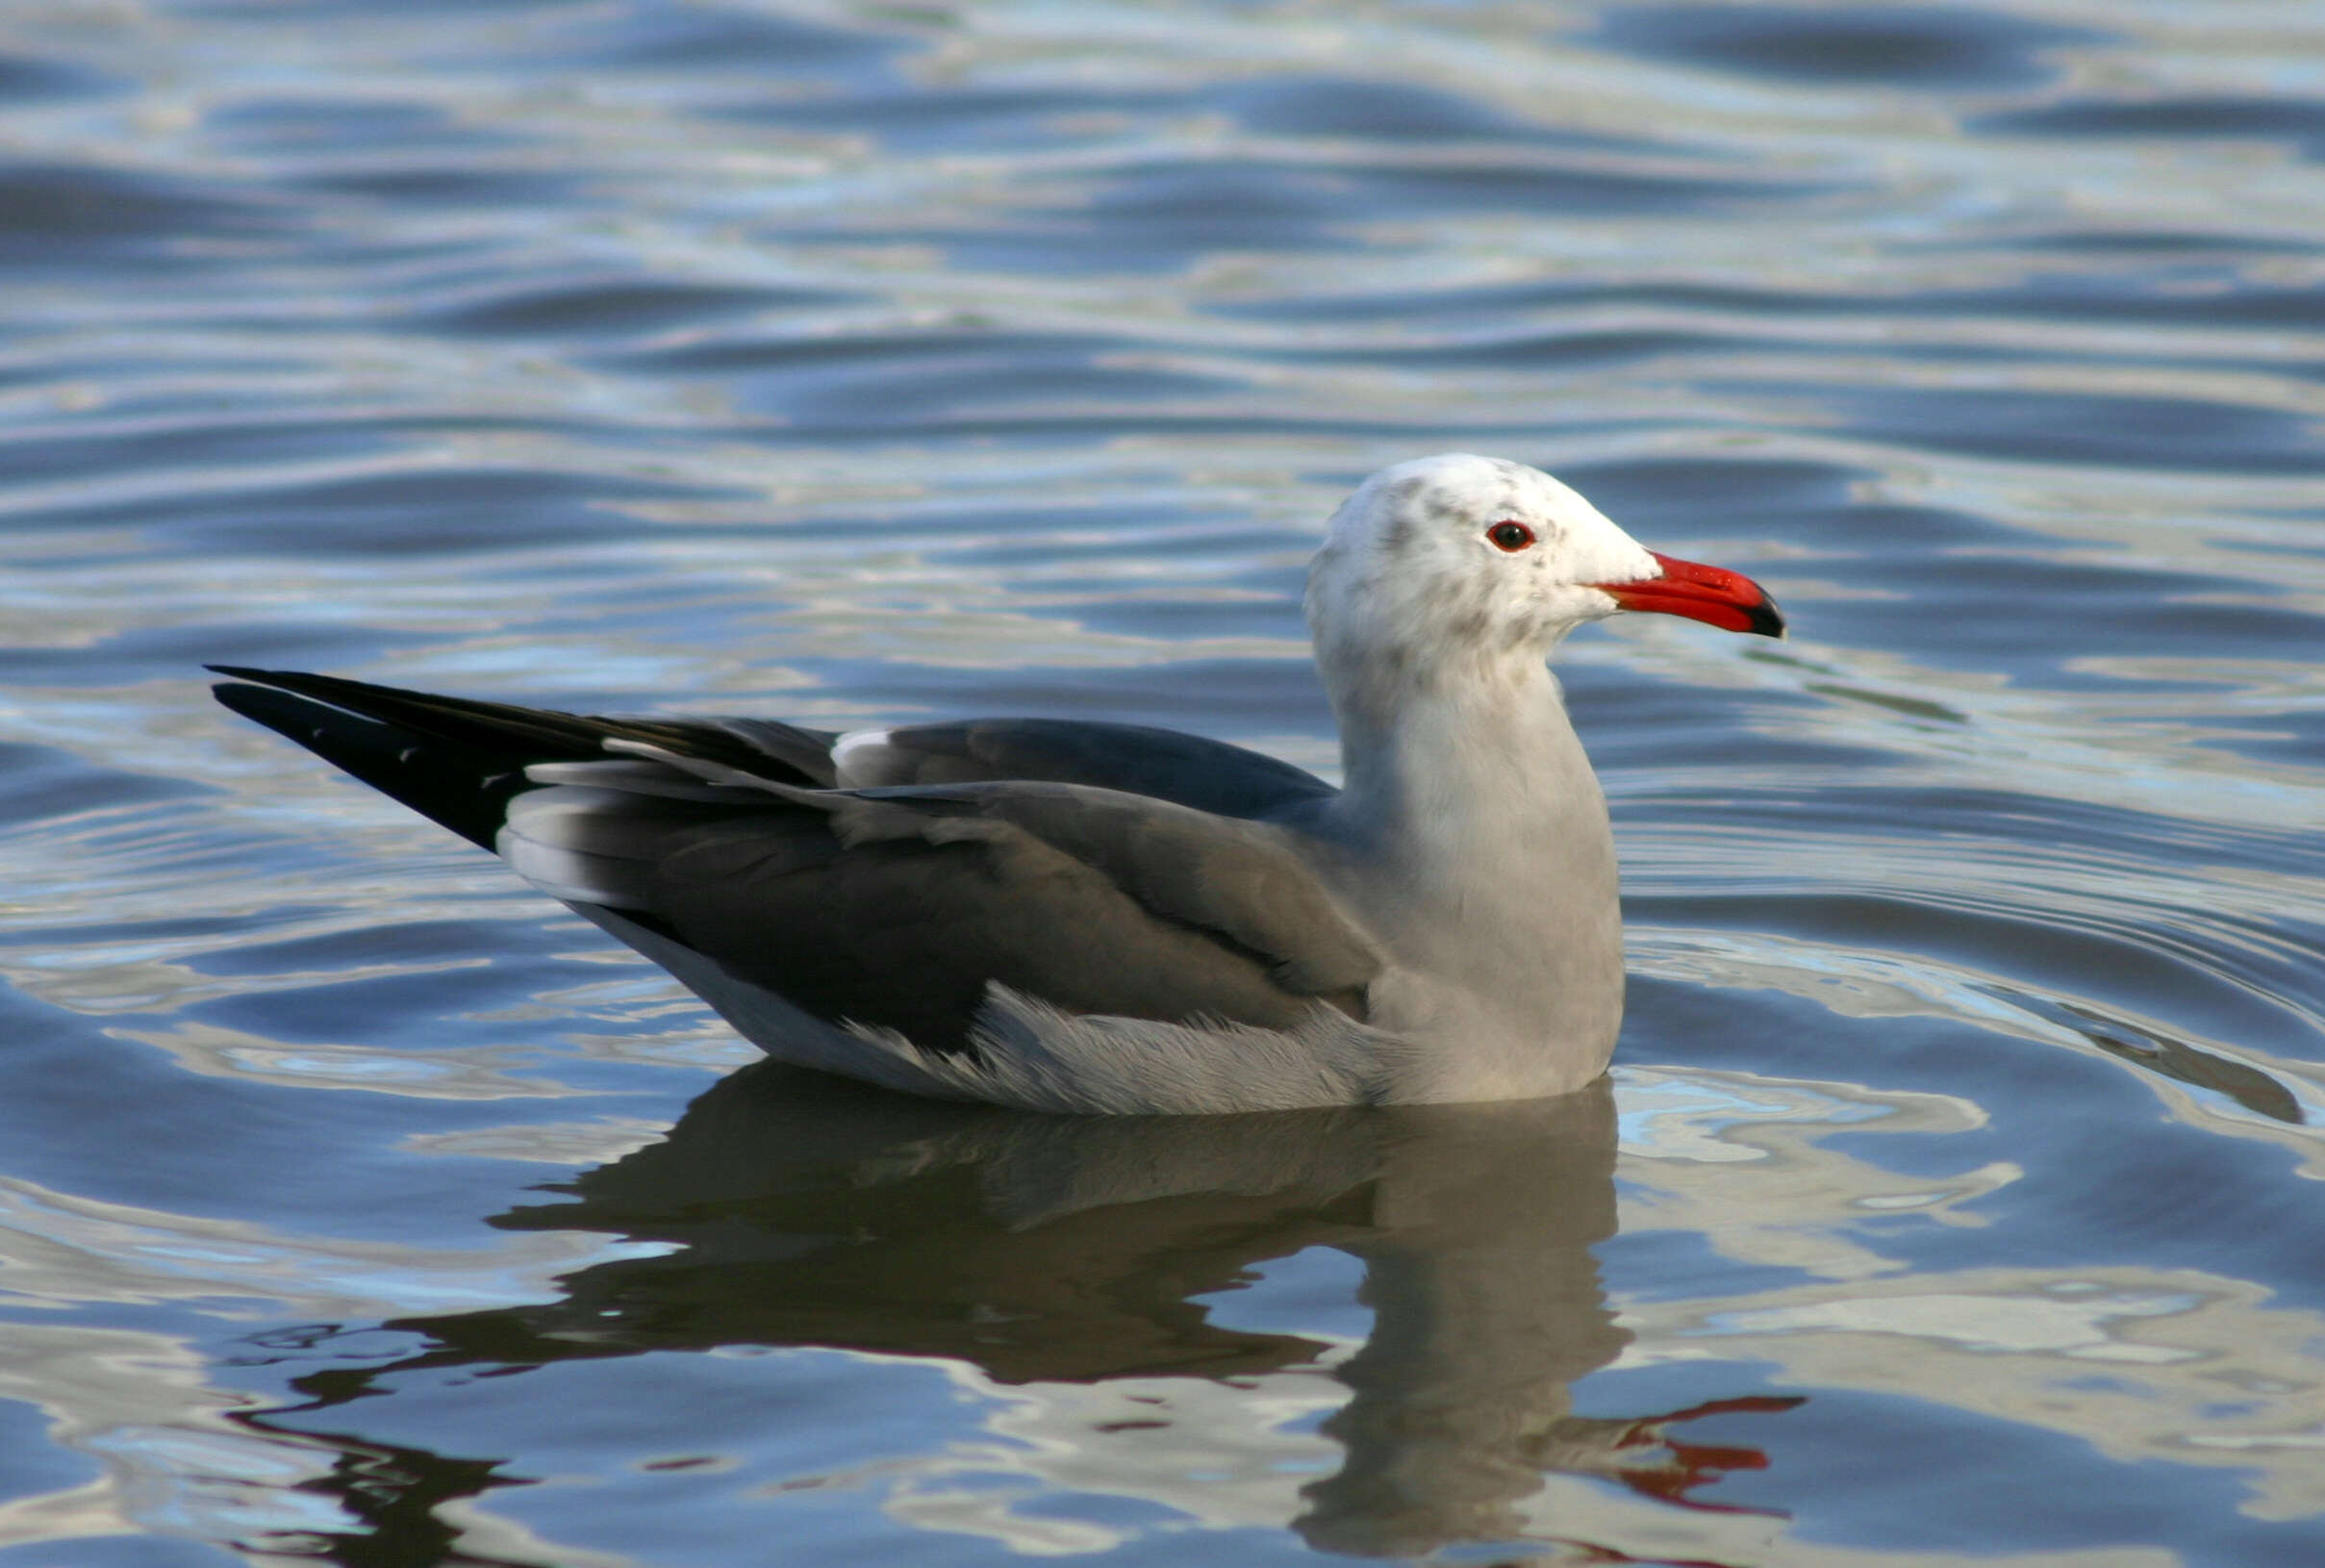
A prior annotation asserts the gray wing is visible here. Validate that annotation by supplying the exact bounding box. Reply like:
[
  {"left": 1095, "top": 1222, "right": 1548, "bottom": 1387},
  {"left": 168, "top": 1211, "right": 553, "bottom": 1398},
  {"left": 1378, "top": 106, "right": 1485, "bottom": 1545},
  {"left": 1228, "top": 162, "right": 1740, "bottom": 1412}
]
[
  {"left": 208, "top": 666, "right": 1366, "bottom": 1058},
  {"left": 830, "top": 720, "right": 1334, "bottom": 821},
  {"left": 505, "top": 759, "right": 1380, "bottom": 1054}
]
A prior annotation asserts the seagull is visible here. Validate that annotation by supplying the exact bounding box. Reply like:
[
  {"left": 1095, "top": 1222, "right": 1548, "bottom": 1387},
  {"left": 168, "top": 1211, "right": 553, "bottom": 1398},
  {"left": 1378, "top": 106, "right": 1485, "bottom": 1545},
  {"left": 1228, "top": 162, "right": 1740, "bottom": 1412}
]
[{"left": 212, "top": 454, "right": 1782, "bottom": 1114}]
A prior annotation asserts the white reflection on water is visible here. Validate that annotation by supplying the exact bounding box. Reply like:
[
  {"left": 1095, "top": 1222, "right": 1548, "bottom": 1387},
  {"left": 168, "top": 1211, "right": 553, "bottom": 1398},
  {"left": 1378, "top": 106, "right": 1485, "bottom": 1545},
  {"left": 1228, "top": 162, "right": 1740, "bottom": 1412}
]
[
  {"left": 1634, "top": 1268, "right": 2325, "bottom": 1523},
  {"left": 0, "top": 1181, "right": 675, "bottom": 1556},
  {"left": 1633, "top": 926, "right": 2325, "bottom": 1163},
  {"left": 0, "top": 1175, "right": 670, "bottom": 1321},
  {"left": 0, "top": 1323, "right": 350, "bottom": 1553}
]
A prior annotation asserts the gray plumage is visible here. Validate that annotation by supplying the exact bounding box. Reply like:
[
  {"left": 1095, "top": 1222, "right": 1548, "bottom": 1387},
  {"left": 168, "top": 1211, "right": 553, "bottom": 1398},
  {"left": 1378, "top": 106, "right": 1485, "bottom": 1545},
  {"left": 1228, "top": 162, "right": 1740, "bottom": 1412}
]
[{"left": 211, "top": 454, "right": 1782, "bottom": 1113}]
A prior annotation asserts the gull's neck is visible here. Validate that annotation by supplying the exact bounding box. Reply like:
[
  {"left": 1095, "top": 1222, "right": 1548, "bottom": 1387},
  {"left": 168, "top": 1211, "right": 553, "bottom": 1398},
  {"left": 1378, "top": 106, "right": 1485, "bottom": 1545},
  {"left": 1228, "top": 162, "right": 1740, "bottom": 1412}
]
[
  {"left": 1308, "top": 633, "right": 1627, "bottom": 1097},
  {"left": 1324, "top": 645, "right": 1601, "bottom": 868}
]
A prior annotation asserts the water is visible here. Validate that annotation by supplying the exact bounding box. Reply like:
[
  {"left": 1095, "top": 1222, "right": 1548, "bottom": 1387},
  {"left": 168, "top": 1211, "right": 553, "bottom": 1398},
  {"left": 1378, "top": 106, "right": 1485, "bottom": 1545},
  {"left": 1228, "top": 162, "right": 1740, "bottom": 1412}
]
[{"left": 1, "top": 1, "right": 2321, "bottom": 1562}]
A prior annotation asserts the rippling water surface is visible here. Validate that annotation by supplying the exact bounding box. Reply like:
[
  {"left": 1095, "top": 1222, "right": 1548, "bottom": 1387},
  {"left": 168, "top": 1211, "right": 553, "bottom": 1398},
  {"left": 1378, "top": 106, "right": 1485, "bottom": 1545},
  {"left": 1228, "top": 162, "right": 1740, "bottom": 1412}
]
[{"left": 3, "top": 1, "right": 2323, "bottom": 1563}]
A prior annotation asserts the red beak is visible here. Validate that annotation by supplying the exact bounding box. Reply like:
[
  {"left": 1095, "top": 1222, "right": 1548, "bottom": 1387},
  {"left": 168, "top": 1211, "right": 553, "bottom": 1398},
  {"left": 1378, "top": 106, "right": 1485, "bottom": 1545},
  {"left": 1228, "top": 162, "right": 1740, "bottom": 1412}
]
[{"left": 1592, "top": 551, "right": 1785, "bottom": 638}]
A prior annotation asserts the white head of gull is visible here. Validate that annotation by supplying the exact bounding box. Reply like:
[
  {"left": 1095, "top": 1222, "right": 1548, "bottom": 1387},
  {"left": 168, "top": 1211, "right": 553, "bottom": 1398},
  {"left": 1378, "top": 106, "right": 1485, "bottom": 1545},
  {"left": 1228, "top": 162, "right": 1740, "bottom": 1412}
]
[{"left": 212, "top": 454, "right": 1782, "bottom": 1115}]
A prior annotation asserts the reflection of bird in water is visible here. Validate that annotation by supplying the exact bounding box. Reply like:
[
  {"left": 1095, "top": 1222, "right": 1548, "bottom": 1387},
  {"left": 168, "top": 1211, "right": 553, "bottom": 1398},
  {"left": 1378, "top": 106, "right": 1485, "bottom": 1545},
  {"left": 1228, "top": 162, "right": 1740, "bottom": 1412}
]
[
  {"left": 246, "top": 1066, "right": 1800, "bottom": 1562},
  {"left": 214, "top": 454, "right": 1782, "bottom": 1114}
]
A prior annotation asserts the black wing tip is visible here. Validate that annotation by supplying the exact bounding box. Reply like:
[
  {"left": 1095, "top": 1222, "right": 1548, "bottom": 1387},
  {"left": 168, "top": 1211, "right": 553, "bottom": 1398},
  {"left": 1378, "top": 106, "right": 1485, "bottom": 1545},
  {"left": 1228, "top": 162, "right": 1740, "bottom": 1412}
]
[
  {"left": 207, "top": 666, "right": 387, "bottom": 726},
  {"left": 208, "top": 676, "right": 374, "bottom": 744},
  {"left": 206, "top": 667, "right": 517, "bottom": 849}
]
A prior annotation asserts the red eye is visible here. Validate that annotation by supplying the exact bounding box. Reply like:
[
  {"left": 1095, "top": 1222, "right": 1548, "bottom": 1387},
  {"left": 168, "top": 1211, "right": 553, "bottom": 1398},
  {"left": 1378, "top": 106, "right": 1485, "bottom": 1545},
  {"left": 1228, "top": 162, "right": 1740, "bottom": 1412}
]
[{"left": 1486, "top": 520, "right": 1534, "bottom": 552}]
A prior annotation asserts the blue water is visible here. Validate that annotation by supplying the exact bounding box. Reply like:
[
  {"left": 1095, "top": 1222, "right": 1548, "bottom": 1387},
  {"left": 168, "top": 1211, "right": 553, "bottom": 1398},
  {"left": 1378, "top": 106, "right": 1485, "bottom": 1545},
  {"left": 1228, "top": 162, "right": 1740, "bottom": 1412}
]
[{"left": 2, "top": 2, "right": 2322, "bottom": 1563}]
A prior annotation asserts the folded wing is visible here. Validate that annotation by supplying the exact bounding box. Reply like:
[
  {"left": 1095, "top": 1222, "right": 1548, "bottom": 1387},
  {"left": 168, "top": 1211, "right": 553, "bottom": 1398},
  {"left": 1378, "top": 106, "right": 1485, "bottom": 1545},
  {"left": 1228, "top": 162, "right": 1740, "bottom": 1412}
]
[{"left": 210, "top": 668, "right": 1377, "bottom": 1057}]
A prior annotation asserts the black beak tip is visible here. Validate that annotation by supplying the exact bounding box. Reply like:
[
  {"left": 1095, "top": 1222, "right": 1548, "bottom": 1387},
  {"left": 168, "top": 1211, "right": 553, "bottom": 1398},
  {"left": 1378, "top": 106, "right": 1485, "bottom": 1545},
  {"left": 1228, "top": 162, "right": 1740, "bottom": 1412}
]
[{"left": 1747, "top": 594, "right": 1786, "bottom": 639}]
